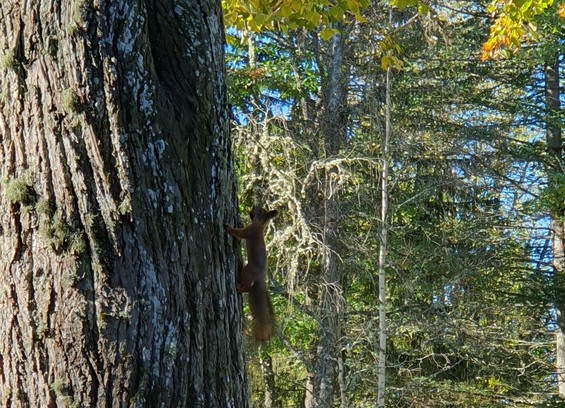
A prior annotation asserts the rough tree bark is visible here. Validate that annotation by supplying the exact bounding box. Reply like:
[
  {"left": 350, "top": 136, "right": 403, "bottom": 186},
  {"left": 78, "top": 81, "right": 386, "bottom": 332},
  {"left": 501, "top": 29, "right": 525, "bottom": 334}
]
[{"left": 0, "top": 0, "right": 247, "bottom": 407}]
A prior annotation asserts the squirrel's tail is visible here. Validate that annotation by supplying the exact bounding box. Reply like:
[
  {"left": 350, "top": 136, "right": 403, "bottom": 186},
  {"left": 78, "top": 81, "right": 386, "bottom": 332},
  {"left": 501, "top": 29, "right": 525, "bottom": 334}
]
[{"left": 248, "top": 280, "right": 274, "bottom": 342}]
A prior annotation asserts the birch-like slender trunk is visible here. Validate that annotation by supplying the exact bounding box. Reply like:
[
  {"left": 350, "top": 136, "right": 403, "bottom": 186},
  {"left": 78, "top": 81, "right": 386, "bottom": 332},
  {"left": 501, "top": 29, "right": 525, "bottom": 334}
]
[{"left": 377, "top": 63, "right": 392, "bottom": 408}]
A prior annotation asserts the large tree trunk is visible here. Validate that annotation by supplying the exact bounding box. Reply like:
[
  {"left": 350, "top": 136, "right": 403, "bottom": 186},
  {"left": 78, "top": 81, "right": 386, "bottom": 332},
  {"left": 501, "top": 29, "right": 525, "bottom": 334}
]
[
  {"left": 0, "top": 1, "right": 247, "bottom": 407},
  {"left": 545, "top": 53, "right": 564, "bottom": 398}
]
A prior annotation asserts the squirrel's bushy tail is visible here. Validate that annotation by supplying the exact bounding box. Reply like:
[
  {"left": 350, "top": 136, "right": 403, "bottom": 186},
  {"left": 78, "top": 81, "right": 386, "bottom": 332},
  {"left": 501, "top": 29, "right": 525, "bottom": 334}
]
[{"left": 249, "top": 280, "right": 274, "bottom": 342}]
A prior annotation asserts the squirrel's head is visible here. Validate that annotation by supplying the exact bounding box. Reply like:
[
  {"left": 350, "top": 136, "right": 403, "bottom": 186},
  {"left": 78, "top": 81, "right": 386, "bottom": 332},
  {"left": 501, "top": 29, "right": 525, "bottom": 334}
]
[{"left": 249, "top": 207, "right": 278, "bottom": 225}]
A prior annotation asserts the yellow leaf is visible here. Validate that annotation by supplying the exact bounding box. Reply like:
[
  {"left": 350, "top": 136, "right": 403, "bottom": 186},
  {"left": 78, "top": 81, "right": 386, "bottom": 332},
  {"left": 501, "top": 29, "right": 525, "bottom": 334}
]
[
  {"left": 381, "top": 55, "right": 392, "bottom": 70},
  {"left": 225, "top": 34, "right": 238, "bottom": 45},
  {"left": 380, "top": 50, "right": 403, "bottom": 70},
  {"left": 354, "top": 12, "right": 367, "bottom": 22},
  {"left": 558, "top": 2, "right": 565, "bottom": 17},
  {"left": 346, "top": 0, "right": 361, "bottom": 14}
]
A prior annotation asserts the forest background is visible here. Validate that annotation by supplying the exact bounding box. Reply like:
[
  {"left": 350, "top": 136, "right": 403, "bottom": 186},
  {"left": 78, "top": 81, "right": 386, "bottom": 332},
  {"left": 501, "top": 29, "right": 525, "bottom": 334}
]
[
  {"left": 222, "top": 0, "right": 565, "bottom": 406},
  {"left": 0, "top": 0, "right": 563, "bottom": 406}
]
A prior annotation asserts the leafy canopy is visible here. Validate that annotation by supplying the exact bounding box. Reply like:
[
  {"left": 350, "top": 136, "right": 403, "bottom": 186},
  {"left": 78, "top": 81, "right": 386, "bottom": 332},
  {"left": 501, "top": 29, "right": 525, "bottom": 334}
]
[
  {"left": 222, "top": 0, "right": 368, "bottom": 35},
  {"left": 482, "top": 0, "right": 565, "bottom": 60},
  {"left": 388, "top": 0, "right": 564, "bottom": 60}
]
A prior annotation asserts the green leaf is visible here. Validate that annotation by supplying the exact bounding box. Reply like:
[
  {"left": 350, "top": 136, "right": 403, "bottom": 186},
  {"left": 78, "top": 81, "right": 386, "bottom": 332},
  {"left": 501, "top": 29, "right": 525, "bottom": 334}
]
[
  {"left": 418, "top": 3, "right": 430, "bottom": 14},
  {"left": 320, "top": 27, "right": 335, "bottom": 41},
  {"left": 392, "top": 0, "right": 418, "bottom": 10}
]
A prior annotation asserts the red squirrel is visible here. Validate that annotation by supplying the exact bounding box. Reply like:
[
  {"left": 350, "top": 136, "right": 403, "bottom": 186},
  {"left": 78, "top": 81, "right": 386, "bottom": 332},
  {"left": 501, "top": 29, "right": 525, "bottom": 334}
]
[{"left": 226, "top": 207, "right": 278, "bottom": 341}]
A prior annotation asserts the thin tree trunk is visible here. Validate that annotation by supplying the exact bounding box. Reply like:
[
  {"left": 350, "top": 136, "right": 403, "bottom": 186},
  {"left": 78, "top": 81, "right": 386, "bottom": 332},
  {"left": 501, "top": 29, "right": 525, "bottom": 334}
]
[
  {"left": 377, "top": 64, "right": 391, "bottom": 408},
  {"left": 0, "top": 1, "right": 247, "bottom": 406},
  {"left": 290, "top": 30, "right": 310, "bottom": 126},
  {"left": 259, "top": 352, "right": 279, "bottom": 408},
  {"left": 337, "top": 349, "right": 347, "bottom": 407},
  {"left": 553, "top": 220, "right": 565, "bottom": 398},
  {"left": 307, "top": 28, "right": 346, "bottom": 408},
  {"left": 545, "top": 52, "right": 565, "bottom": 398}
]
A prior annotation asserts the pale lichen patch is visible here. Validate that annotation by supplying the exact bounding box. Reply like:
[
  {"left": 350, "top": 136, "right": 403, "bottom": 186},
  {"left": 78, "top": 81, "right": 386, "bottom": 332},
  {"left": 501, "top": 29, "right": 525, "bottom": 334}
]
[
  {"left": 0, "top": 51, "right": 17, "bottom": 71},
  {"left": 61, "top": 88, "right": 78, "bottom": 113},
  {"left": 5, "top": 174, "right": 36, "bottom": 207}
]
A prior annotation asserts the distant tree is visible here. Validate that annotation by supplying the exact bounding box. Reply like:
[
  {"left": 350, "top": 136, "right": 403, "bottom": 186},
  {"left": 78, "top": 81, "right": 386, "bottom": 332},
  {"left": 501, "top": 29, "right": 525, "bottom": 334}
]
[
  {"left": 543, "top": 50, "right": 564, "bottom": 398},
  {"left": 225, "top": 0, "right": 561, "bottom": 405}
]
